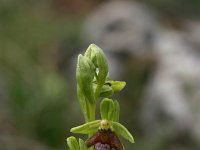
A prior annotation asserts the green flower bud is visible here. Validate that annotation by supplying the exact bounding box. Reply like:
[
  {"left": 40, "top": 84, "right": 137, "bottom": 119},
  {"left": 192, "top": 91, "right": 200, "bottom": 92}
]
[
  {"left": 106, "top": 80, "right": 126, "bottom": 93},
  {"left": 76, "top": 54, "right": 96, "bottom": 104},
  {"left": 79, "top": 138, "right": 88, "bottom": 150},
  {"left": 100, "top": 98, "right": 115, "bottom": 121},
  {"left": 85, "top": 44, "right": 108, "bottom": 86},
  {"left": 112, "top": 122, "right": 135, "bottom": 143},
  {"left": 67, "top": 136, "right": 79, "bottom": 150},
  {"left": 70, "top": 120, "right": 101, "bottom": 134}
]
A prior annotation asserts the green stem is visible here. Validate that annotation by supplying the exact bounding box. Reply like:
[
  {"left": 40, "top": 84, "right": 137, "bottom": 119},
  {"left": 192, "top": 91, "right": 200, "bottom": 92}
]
[
  {"left": 88, "top": 103, "right": 96, "bottom": 150},
  {"left": 88, "top": 103, "right": 96, "bottom": 122}
]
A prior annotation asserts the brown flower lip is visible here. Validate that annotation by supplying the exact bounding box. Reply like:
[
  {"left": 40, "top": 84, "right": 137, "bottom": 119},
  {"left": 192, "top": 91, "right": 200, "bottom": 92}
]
[{"left": 86, "top": 129, "right": 123, "bottom": 150}]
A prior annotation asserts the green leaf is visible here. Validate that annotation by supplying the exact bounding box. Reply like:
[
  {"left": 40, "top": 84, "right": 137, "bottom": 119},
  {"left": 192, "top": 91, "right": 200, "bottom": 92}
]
[
  {"left": 100, "top": 98, "right": 115, "bottom": 121},
  {"left": 112, "top": 122, "right": 134, "bottom": 143},
  {"left": 67, "top": 136, "right": 79, "bottom": 150},
  {"left": 77, "top": 86, "right": 87, "bottom": 120},
  {"left": 76, "top": 54, "right": 96, "bottom": 104},
  {"left": 70, "top": 120, "right": 101, "bottom": 134},
  {"left": 106, "top": 80, "right": 126, "bottom": 93},
  {"left": 113, "top": 100, "right": 120, "bottom": 122},
  {"left": 79, "top": 139, "right": 88, "bottom": 150}
]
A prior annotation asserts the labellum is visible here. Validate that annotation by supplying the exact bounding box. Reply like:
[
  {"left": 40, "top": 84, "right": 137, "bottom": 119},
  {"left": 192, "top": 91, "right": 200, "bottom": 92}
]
[{"left": 86, "top": 129, "right": 123, "bottom": 150}]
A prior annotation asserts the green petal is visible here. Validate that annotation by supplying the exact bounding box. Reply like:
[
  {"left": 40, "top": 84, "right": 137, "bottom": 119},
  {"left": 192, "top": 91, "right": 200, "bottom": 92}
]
[
  {"left": 79, "top": 139, "right": 88, "bottom": 150},
  {"left": 70, "top": 120, "right": 101, "bottom": 134},
  {"left": 106, "top": 80, "right": 126, "bottom": 93},
  {"left": 100, "top": 98, "right": 115, "bottom": 121},
  {"left": 67, "top": 136, "right": 79, "bottom": 150},
  {"left": 112, "top": 122, "right": 135, "bottom": 143}
]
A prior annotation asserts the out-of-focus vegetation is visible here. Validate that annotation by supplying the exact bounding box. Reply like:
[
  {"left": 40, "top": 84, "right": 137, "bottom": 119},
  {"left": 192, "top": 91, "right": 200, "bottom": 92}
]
[
  {"left": 0, "top": 0, "right": 83, "bottom": 149},
  {"left": 142, "top": 0, "right": 200, "bottom": 18}
]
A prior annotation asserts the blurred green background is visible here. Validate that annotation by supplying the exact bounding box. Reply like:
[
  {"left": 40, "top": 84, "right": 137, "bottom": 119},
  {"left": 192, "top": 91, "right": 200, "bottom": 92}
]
[{"left": 0, "top": 0, "right": 200, "bottom": 150}]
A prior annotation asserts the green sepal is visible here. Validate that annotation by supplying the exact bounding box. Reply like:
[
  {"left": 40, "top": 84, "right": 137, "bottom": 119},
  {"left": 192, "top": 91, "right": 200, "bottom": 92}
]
[
  {"left": 100, "top": 98, "right": 115, "bottom": 121},
  {"left": 106, "top": 80, "right": 126, "bottom": 93},
  {"left": 79, "top": 138, "right": 88, "bottom": 150},
  {"left": 112, "top": 122, "right": 134, "bottom": 143},
  {"left": 67, "top": 136, "right": 79, "bottom": 150},
  {"left": 113, "top": 100, "right": 120, "bottom": 122},
  {"left": 70, "top": 120, "right": 101, "bottom": 134},
  {"left": 76, "top": 54, "right": 96, "bottom": 104}
]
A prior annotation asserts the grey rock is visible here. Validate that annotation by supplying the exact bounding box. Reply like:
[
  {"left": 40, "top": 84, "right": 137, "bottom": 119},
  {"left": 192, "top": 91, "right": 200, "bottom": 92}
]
[
  {"left": 84, "top": 0, "right": 158, "bottom": 55},
  {"left": 141, "top": 28, "right": 200, "bottom": 141},
  {"left": 83, "top": 0, "right": 158, "bottom": 78}
]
